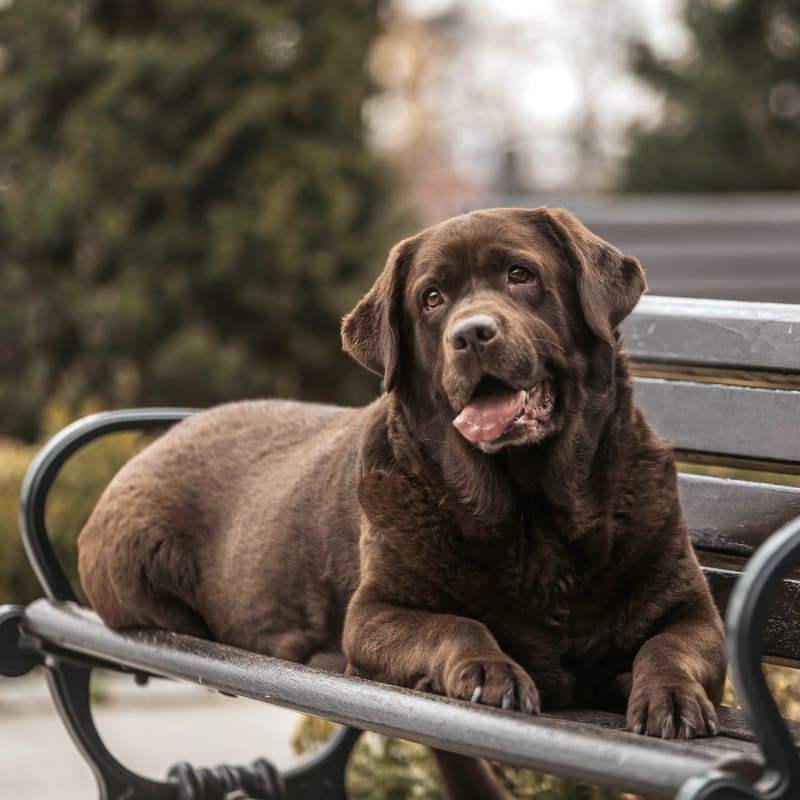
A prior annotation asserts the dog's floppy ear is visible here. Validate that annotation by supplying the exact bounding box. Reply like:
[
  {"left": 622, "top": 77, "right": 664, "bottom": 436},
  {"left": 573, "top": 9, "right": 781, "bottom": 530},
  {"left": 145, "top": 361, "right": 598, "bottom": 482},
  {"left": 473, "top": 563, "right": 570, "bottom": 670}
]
[
  {"left": 341, "top": 234, "right": 420, "bottom": 391},
  {"left": 540, "top": 207, "right": 647, "bottom": 343}
]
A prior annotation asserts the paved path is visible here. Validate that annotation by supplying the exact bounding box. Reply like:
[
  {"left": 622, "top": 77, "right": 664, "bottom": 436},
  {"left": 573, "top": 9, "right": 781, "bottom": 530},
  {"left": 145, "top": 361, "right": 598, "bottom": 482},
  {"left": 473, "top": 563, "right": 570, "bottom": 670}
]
[{"left": 0, "top": 670, "right": 306, "bottom": 799}]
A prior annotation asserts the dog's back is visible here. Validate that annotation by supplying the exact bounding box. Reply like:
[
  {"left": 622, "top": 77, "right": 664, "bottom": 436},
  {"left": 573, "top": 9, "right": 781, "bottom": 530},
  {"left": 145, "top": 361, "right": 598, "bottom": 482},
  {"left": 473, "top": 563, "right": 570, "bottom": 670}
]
[{"left": 78, "top": 398, "right": 368, "bottom": 667}]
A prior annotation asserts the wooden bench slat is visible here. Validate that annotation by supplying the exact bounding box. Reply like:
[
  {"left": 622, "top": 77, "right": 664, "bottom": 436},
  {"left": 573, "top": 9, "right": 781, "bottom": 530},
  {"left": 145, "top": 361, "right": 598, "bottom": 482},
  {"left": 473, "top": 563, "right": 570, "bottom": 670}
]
[
  {"left": 705, "top": 567, "right": 800, "bottom": 663},
  {"left": 625, "top": 296, "right": 800, "bottom": 373},
  {"left": 680, "top": 474, "right": 800, "bottom": 557},
  {"left": 551, "top": 705, "right": 800, "bottom": 754},
  {"left": 633, "top": 377, "right": 800, "bottom": 464}
]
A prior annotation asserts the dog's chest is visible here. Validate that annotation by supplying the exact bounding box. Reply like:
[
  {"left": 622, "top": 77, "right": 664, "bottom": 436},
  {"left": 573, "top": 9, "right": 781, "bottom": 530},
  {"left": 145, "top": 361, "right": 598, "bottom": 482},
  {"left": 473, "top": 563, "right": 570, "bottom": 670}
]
[
  {"left": 453, "top": 511, "right": 587, "bottom": 620},
  {"left": 453, "top": 510, "right": 637, "bottom": 666}
]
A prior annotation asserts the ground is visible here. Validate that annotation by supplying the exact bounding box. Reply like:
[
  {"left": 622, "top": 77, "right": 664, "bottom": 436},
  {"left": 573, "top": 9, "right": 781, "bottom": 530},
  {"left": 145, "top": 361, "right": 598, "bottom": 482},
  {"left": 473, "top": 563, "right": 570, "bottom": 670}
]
[{"left": 0, "top": 669, "right": 304, "bottom": 798}]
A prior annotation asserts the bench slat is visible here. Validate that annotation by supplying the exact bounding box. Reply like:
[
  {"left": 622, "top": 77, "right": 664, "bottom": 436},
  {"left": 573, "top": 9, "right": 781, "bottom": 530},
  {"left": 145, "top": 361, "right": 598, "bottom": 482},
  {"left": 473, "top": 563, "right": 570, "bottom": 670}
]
[
  {"left": 551, "top": 705, "right": 800, "bottom": 759},
  {"left": 625, "top": 296, "right": 800, "bottom": 373},
  {"left": 680, "top": 474, "right": 800, "bottom": 557},
  {"left": 633, "top": 377, "right": 800, "bottom": 464},
  {"left": 705, "top": 567, "right": 800, "bottom": 663}
]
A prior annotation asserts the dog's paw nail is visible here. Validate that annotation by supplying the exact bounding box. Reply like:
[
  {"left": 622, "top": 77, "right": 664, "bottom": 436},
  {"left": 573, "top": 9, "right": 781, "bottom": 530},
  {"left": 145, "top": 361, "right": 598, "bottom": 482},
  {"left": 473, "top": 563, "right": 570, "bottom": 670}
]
[
  {"left": 523, "top": 698, "right": 534, "bottom": 714},
  {"left": 707, "top": 718, "right": 718, "bottom": 736},
  {"left": 470, "top": 686, "right": 482, "bottom": 703},
  {"left": 632, "top": 722, "right": 644, "bottom": 735},
  {"left": 501, "top": 693, "right": 512, "bottom": 710}
]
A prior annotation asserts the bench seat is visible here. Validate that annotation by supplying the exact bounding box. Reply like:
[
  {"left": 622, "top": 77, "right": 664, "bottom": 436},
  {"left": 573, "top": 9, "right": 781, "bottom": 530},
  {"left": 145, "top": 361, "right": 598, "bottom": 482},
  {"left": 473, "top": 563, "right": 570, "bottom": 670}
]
[{"left": 15, "top": 600, "right": 770, "bottom": 800}]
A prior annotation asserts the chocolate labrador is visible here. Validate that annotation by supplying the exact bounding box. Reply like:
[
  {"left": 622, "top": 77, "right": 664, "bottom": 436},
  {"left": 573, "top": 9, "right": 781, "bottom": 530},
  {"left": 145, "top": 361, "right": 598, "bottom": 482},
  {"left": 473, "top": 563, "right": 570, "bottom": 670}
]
[{"left": 79, "top": 207, "right": 726, "bottom": 798}]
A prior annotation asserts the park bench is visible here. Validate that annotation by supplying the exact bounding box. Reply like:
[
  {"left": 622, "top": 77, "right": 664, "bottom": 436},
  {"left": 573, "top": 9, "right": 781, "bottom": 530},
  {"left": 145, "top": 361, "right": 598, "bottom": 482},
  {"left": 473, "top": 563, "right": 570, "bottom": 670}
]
[{"left": 1, "top": 294, "right": 800, "bottom": 800}]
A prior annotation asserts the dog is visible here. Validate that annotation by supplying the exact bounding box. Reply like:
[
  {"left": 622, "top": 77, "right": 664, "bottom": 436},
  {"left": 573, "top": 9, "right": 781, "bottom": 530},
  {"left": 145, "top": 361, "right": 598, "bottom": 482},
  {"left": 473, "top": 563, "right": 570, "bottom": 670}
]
[{"left": 78, "top": 207, "right": 726, "bottom": 798}]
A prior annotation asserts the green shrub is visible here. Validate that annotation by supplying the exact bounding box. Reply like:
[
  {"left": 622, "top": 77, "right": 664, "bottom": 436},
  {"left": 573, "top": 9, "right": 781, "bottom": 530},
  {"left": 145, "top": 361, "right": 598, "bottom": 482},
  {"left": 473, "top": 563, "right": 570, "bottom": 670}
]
[{"left": 0, "top": 436, "right": 39, "bottom": 603}]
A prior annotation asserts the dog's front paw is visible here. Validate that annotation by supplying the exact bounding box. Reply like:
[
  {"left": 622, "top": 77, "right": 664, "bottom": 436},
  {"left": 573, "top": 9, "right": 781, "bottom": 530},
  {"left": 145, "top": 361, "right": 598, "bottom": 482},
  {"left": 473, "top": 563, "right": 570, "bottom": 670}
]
[
  {"left": 627, "top": 678, "right": 718, "bottom": 739},
  {"left": 447, "top": 655, "right": 540, "bottom": 714}
]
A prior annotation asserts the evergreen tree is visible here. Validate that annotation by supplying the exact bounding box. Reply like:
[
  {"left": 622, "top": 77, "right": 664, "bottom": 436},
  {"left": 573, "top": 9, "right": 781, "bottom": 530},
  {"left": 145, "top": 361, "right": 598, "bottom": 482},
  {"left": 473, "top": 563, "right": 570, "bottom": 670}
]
[
  {"left": 621, "top": 0, "right": 800, "bottom": 191},
  {"left": 0, "top": 0, "right": 397, "bottom": 441}
]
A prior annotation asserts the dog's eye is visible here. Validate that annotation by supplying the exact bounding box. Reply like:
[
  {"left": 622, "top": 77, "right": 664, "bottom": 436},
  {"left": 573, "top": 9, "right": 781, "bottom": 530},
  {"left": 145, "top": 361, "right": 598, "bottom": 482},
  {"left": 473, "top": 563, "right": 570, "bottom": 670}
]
[
  {"left": 423, "top": 288, "right": 443, "bottom": 309},
  {"left": 508, "top": 266, "right": 535, "bottom": 285}
]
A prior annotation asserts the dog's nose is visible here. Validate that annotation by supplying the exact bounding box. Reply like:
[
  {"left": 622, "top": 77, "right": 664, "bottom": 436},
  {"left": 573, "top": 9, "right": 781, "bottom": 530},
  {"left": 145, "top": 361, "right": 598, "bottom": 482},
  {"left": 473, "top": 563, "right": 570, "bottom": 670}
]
[{"left": 449, "top": 315, "right": 498, "bottom": 351}]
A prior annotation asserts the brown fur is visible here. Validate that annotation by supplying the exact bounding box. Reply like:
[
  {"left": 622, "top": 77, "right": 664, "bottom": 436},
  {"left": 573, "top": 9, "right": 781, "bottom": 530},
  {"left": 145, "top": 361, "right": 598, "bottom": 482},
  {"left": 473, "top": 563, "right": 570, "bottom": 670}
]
[{"left": 79, "top": 208, "right": 726, "bottom": 797}]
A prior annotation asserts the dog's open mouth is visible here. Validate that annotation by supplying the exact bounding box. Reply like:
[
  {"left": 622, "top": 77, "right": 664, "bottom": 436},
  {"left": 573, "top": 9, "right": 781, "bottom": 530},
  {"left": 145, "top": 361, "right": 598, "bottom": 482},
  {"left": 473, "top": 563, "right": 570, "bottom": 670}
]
[{"left": 452, "top": 376, "right": 555, "bottom": 444}]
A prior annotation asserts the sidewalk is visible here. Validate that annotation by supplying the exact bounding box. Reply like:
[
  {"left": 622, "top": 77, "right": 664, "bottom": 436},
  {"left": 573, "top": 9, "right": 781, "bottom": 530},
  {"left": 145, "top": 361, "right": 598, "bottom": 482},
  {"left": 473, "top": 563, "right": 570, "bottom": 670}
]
[{"left": 0, "top": 669, "right": 306, "bottom": 799}]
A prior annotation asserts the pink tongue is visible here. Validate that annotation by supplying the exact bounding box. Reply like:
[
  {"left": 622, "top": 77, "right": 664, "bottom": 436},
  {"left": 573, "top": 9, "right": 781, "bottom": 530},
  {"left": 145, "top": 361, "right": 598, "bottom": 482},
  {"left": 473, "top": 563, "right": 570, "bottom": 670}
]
[{"left": 453, "top": 390, "right": 525, "bottom": 443}]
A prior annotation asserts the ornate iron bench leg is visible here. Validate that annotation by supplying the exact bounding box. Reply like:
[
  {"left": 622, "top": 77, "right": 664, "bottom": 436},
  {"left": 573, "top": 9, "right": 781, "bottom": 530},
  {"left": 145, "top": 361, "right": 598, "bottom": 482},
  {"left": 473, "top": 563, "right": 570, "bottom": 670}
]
[
  {"left": 44, "top": 660, "right": 178, "bottom": 800},
  {"left": 33, "top": 644, "right": 361, "bottom": 799},
  {"left": 167, "top": 757, "right": 285, "bottom": 799},
  {"left": 6, "top": 603, "right": 360, "bottom": 799},
  {"left": 3, "top": 604, "right": 166, "bottom": 799},
  {"left": 165, "top": 725, "right": 362, "bottom": 800},
  {"left": 283, "top": 726, "right": 362, "bottom": 800}
]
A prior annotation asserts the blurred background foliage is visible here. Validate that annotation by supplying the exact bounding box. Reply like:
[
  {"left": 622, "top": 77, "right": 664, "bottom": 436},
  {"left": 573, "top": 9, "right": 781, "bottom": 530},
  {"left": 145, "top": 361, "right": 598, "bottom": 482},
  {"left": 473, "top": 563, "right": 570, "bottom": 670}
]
[
  {"left": 0, "top": 0, "right": 399, "bottom": 444},
  {"left": 623, "top": 0, "right": 800, "bottom": 190},
  {"left": 0, "top": 0, "right": 798, "bottom": 447}
]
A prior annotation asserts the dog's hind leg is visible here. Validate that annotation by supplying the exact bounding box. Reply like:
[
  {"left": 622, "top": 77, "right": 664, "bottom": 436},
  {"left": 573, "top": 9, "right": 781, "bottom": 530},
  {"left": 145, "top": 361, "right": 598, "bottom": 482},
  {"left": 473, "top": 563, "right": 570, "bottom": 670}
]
[
  {"left": 78, "top": 501, "right": 209, "bottom": 639},
  {"left": 432, "top": 751, "right": 507, "bottom": 800}
]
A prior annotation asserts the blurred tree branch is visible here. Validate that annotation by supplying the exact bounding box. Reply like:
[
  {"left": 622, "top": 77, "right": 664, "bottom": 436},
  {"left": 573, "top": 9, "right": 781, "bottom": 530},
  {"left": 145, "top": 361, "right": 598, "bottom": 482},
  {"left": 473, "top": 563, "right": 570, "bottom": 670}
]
[
  {"left": 0, "top": 0, "right": 402, "bottom": 440},
  {"left": 621, "top": 0, "right": 800, "bottom": 191}
]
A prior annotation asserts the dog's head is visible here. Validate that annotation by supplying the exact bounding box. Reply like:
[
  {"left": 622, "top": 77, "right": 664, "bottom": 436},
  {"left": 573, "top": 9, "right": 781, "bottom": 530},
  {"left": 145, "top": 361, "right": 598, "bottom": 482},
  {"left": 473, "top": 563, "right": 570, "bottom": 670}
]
[{"left": 342, "top": 208, "right": 645, "bottom": 453}]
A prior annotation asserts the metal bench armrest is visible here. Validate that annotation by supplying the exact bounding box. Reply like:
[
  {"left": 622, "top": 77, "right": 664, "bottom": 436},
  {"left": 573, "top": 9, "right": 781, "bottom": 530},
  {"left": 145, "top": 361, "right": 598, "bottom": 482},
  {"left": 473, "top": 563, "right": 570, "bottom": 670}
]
[
  {"left": 19, "top": 408, "right": 196, "bottom": 603},
  {"left": 727, "top": 515, "right": 800, "bottom": 796},
  {"left": 682, "top": 515, "right": 800, "bottom": 799}
]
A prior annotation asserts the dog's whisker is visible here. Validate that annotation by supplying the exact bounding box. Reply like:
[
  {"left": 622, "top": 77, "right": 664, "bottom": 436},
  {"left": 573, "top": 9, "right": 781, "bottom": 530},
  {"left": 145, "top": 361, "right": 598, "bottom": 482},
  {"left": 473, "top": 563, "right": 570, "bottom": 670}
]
[{"left": 526, "top": 335, "right": 566, "bottom": 353}]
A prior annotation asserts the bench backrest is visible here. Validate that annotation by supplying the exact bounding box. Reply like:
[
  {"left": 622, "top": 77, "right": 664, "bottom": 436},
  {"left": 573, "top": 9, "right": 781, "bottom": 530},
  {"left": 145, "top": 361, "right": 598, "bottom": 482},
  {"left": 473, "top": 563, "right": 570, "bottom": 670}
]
[{"left": 623, "top": 296, "right": 800, "bottom": 664}]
